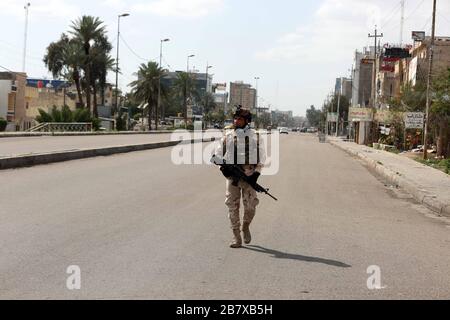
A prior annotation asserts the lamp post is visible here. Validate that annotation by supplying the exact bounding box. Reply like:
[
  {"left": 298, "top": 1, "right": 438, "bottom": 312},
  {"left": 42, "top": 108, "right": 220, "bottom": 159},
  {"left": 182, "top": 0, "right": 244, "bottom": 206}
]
[
  {"left": 185, "top": 54, "right": 195, "bottom": 127},
  {"left": 158, "top": 38, "right": 170, "bottom": 125},
  {"left": 254, "top": 77, "right": 260, "bottom": 127},
  {"left": 115, "top": 13, "right": 130, "bottom": 126},
  {"left": 22, "top": 3, "right": 30, "bottom": 73},
  {"left": 187, "top": 54, "right": 195, "bottom": 73},
  {"left": 204, "top": 63, "right": 213, "bottom": 127}
]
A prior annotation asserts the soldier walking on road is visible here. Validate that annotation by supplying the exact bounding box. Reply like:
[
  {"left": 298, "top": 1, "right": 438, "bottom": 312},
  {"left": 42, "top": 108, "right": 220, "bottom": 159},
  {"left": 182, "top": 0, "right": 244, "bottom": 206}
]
[{"left": 214, "top": 106, "right": 266, "bottom": 248}]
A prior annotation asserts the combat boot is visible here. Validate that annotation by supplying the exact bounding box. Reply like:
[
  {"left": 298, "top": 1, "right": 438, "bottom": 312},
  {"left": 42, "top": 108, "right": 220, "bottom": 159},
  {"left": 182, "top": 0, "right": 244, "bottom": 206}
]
[
  {"left": 242, "top": 222, "right": 251, "bottom": 244},
  {"left": 229, "top": 229, "right": 242, "bottom": 248}
]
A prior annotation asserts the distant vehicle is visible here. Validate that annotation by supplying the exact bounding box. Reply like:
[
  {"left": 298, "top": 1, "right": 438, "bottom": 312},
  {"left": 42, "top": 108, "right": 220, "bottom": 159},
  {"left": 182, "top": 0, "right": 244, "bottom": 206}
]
[
  {"left": 279, "top": 127, "right": 289, "bottom": 134},
  {"left": 291, "top": 128, "right": 298, "bottom": 132},
  {"left": 307, "top": 127, "right": 318, "bottom": 133},
  {"left": 300, "top": 127, "right": 308, "bottom": 133}
]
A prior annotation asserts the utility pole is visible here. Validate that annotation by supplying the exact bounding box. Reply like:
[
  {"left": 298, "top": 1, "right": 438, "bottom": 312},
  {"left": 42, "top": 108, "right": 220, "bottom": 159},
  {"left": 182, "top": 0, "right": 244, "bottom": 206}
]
[
  {"left": 400, "top": 0, "right": 405, "bottom": 45},
  {"left": 368, "top": 26, "right": 383, "bottom": 144},
  {"left": 22, "top": 3, "right": 30, "bottom": 72},
  {"left": 368, "top": 26, "right": 383, "bottom": 109},
  {"left": 424, "top": 0, "right": 437, "bottom": 160}
]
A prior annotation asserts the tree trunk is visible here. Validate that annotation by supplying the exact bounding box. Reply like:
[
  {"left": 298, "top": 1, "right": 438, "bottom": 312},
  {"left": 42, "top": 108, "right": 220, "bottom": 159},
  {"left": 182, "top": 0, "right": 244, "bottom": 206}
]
[
  {"left": 100, "top": 83, "right": 105, "bottom": 107},
  {"left": 147, "top": 100, "right": 152, "bottom": 131},
  {"left": 183, "top": 89, "right": 187, "bottom": 128},
  {"left": 437, "top": 117, "right": 449, "bottom": 158},
  {"left": 73, "top": 69, "right": 84, "bottom": 108},
  {"left": 84, "top": 44, "right": 92, "bottom": 113},
  {"left": 155, "top": 101, "right": 159, "bottom": 131},
  {"left": 93, "top": 84, "right": 98, "bottom": 118}
]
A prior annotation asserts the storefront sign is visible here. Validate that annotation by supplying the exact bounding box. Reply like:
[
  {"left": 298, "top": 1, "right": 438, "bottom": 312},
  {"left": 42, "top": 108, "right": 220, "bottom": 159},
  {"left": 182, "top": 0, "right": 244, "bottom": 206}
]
[
  {"left": 404, "top": 112, "right": 424, "bottom": 129},
  {"left": 349, "top": 107, "right": 373, "bottom": 122}
]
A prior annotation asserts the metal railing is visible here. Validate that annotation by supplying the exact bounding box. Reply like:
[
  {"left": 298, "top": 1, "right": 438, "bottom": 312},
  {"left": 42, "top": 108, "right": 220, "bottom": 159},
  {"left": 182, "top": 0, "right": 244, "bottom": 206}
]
[{"left": 27, "top": 122, "right": 93, "bottom": 132}]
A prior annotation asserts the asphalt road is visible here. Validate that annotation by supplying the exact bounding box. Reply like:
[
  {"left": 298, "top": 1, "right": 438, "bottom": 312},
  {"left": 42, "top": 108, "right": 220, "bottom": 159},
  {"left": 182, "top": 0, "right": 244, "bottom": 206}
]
[
  {"left": 0, "top": 134, "right": 174, "bottom": 158},
  {"left": 1, "top": 134, "right": 450, "bottom": 299}
]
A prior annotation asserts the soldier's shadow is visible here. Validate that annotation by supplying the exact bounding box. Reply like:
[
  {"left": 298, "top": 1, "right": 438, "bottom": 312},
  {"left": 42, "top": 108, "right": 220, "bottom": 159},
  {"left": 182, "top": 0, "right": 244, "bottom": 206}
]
[{"left": 243, "top": 245, "right": 351, "bottom": 268}]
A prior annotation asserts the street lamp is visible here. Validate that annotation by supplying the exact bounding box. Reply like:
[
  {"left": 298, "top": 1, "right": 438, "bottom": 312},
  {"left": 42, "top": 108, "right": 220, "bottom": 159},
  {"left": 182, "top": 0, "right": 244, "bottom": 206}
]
[
  {"left": 115, "top": 13, "right": 130, "bottom": 126},
  {"left": 187, "top": 54, "right": 195, "bottom": 73},
  {"left": 158, "top": 38, "right": 170, "bottom": 126},
  {"left": 254, "top": 77, "right": 260, "bottom": 126},
  {"left": 22, "top": 3, "right": 31, "bottom": 73},
  {"left": 204, "top": 64, "right": 213, "bottom": 127}
]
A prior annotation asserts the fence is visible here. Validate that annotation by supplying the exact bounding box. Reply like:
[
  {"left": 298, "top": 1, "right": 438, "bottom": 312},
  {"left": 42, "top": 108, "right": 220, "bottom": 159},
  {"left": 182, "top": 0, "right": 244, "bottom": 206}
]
[{"left": 27, "top": 123, "right": 93, "bottom": 133}]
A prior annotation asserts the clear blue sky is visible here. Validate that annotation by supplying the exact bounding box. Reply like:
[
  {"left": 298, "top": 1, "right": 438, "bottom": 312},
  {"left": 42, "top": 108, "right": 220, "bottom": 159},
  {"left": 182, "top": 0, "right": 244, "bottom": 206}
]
[{"left": 1, "top": 0, "right": 449, "bottom": 116}]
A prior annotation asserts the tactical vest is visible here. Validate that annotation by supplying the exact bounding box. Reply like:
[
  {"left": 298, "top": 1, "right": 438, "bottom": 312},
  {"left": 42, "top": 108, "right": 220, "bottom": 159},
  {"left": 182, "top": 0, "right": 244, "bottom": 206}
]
[{"left": 223, "top": 132, "right": 260, "bottom": 165}]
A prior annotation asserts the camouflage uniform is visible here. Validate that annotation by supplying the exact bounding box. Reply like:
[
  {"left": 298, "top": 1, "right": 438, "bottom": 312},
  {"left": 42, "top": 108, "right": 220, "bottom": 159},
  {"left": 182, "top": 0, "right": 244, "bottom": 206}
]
[{"left": 216, "top": 126, "right": 265, "bottom": 245}]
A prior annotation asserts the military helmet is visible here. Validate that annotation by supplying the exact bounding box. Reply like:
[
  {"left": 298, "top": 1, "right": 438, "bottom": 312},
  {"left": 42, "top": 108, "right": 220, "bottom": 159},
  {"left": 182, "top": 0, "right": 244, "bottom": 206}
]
[{"left": 233, "top": 105, "right": 252, "bottom": 123}]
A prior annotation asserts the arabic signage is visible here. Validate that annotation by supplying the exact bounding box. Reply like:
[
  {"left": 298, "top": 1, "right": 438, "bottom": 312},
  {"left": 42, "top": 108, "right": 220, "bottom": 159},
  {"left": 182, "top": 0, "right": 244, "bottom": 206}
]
[
  {"left": 404, "top": 112, "right": 424, "bottom": 129},
  {"left": 348, "top": 108, "right": 373, "bottom": 122}
]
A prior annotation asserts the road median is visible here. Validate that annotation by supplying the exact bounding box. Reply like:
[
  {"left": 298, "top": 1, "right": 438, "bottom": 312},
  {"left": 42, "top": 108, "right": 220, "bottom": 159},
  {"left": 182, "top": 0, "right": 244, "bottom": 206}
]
[{"left": 0, "top": 138, "right": 214, "bottom": 170}]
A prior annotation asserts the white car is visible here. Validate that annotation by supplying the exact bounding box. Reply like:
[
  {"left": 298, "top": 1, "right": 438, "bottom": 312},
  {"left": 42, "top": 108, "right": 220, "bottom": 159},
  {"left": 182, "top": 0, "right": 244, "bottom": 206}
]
[{"left": 279, "top": 127, "right": 289, "bottom": 134}]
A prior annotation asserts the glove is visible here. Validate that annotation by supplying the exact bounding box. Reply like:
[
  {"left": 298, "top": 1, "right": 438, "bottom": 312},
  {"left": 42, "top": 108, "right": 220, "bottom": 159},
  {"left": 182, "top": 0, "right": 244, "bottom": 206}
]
[
  {"left": 247, "top": 172, "right": 260, "bottom": 187},
  {"left": 220, "top": 165, "right": 233, "bottom": 178}
]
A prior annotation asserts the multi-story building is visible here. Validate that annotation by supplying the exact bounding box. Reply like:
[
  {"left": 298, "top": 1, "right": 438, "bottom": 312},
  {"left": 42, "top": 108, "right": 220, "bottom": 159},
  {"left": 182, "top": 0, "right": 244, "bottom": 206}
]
[
  {"left": 212, "top": 83, "right": 229, "bottom": 114},
  {"left": 161, "top": 71, "right": 213, "bottom": 96},
  {"left": 352, "top": 47, "right": 375, "bottom": 108},
  {"left": 335, "top": 77, "right": 352, "bottom": 101},
  {"left": 0, "top": 71, "right": 27, "bottom": 131},
  {"left": 229, "top": 81, "right": 256, "bottom": 112}
]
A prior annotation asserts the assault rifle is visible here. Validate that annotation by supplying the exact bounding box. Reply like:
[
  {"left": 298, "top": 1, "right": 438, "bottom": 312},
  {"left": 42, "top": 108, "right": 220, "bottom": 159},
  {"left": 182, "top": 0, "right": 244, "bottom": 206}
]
[{"left": 211, "top": 155, "right": 278, "bottom": 201}]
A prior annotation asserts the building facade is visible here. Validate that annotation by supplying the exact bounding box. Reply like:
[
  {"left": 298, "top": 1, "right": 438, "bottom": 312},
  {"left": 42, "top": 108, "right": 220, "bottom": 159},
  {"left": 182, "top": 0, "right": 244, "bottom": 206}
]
[
  {"left": 0, "top": 71, "right": 27, "bottom": 131},
  {"left": 229, "top": 81, "right": 256, "bottom": 112}
]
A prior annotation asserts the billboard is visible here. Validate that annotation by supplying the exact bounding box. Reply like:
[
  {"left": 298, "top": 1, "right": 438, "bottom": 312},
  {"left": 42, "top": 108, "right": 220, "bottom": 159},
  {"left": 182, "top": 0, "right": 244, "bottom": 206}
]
[{"left": 412, "top": 31, "right": 426, "bottom": 42}]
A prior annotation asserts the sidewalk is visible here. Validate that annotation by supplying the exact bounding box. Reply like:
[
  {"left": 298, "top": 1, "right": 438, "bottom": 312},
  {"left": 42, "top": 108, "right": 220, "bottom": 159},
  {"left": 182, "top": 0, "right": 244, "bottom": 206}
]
[{"left": 328, "top": 137, "right": 450, "bottom": 217}]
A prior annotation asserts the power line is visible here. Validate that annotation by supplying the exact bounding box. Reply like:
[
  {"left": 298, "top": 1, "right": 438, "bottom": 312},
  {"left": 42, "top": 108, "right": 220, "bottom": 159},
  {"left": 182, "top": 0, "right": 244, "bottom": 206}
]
[
  {"left": 404, "top": 0, "right": 427, "bottom": 21},
  {"left": 119, "top": 34, "right": 148, "bottom": 62},
  {"left": 380, "top": 1, "right": 403, "bottom": 29}
]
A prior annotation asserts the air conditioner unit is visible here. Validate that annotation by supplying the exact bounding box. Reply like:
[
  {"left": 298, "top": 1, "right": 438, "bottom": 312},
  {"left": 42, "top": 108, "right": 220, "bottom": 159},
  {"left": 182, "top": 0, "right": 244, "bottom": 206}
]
[{"left": 11, "top": 80, "right": 18, "bottom": 92}]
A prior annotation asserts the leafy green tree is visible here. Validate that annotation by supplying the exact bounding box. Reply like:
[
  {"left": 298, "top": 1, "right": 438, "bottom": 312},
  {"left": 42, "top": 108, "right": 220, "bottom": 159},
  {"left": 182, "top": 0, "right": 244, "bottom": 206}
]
[
  {"left": 306, "top": 105, "right": 322, "bottom": 127},
  {"left": 432, "top": 68, "right": 450, "bottom": 158}
]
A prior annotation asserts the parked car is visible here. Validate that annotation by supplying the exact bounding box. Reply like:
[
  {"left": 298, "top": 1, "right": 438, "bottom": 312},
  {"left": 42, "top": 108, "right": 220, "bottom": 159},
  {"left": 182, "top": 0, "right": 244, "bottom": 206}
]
[
  {"left": 300, "top": 127, "right": 308, "bottom": 133},
  {"left": 291, "top": 128, "right": 298, "bottom": 132},
  {"left": 279, "top": 127, "right": 289, "bottom": 134}
]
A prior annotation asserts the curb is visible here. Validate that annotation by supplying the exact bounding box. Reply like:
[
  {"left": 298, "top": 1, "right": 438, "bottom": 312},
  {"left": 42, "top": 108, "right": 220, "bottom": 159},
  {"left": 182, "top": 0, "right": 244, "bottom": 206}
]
[
  {"left": 0, "top": 138, "right": 214, "bottom": 170},
  {"left": 329, "top": 140, "right": 450, "bottom": 218},
  {"left": 0, "top": 131, "right": 178, "bottom": 138}
]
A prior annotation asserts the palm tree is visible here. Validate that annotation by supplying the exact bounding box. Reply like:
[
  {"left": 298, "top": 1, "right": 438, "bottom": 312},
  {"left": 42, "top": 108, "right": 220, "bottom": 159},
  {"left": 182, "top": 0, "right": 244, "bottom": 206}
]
[
  {"left": 174, "top": 72, "right": 197, "bottom": 126},
  {"left": 129, "top": 61, "right": 167, "bottom": 131},
  {"left": 44, "top": 33, "right": 84, "bottom": 107},
  {"left": 70, "top": 16, "right": 107, "bottom": 113}
]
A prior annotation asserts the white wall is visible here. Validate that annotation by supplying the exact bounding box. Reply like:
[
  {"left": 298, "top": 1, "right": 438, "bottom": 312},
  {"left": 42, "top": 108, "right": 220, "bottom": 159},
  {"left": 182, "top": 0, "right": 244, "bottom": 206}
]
[{"left": 0, "top": 80, "right": 11, "bottom": 119}]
